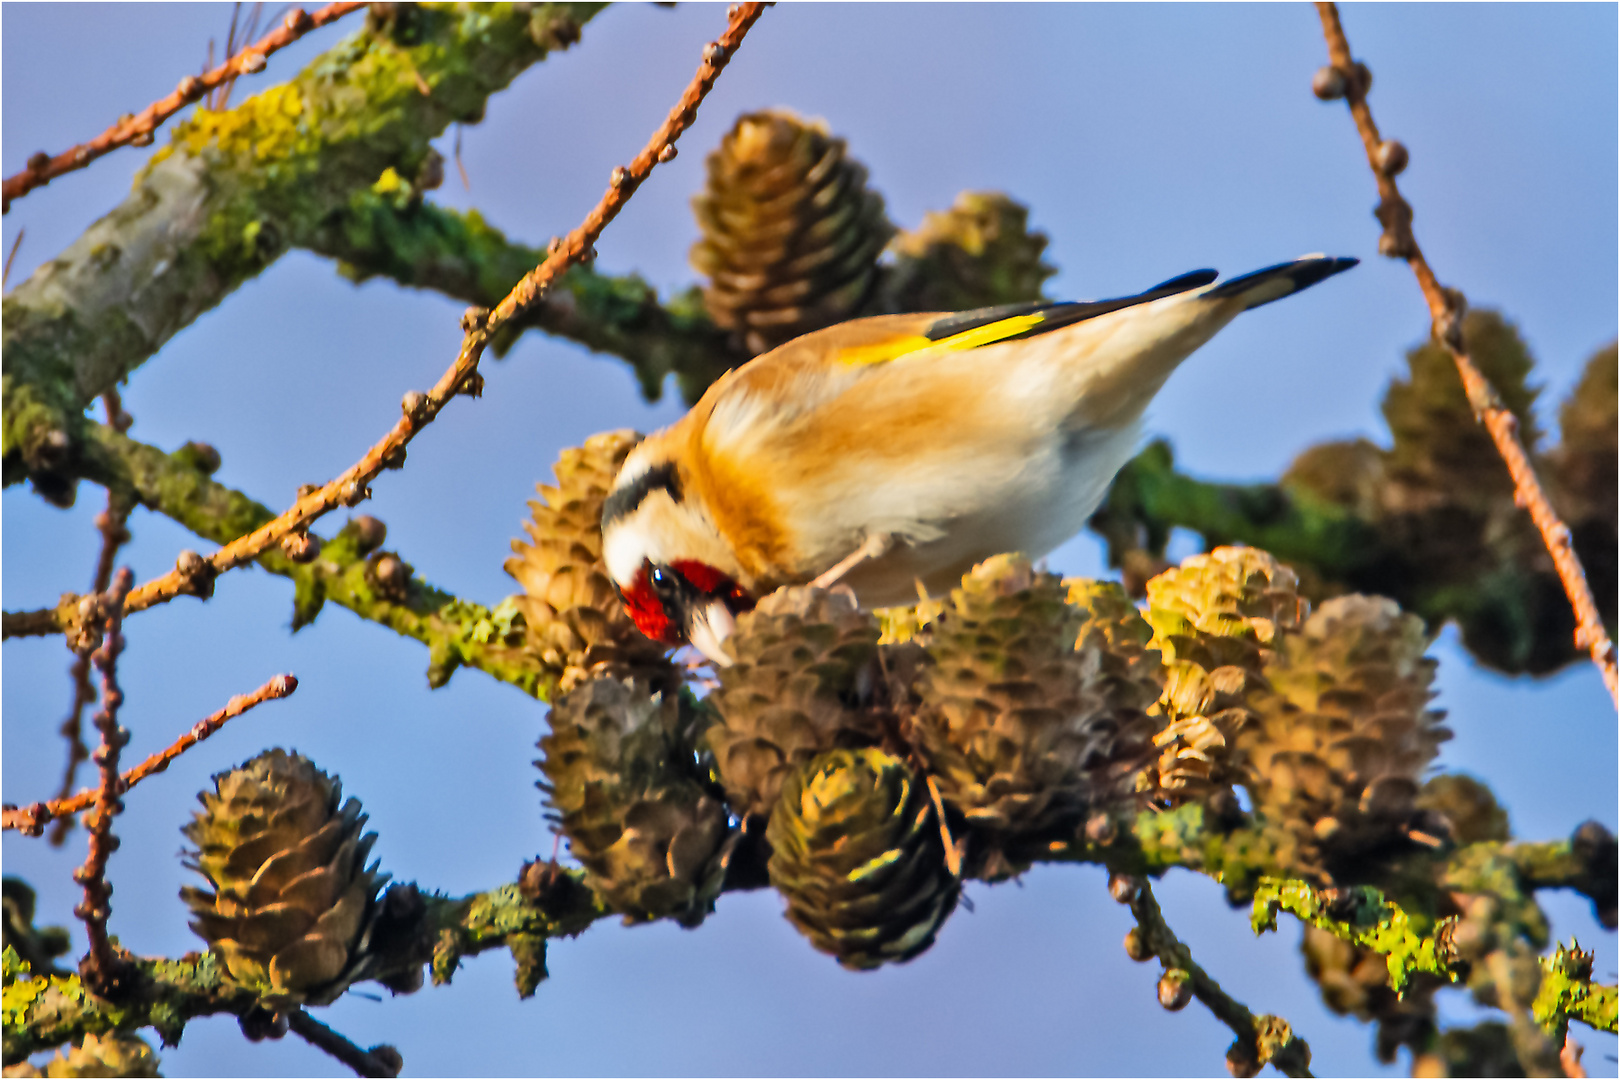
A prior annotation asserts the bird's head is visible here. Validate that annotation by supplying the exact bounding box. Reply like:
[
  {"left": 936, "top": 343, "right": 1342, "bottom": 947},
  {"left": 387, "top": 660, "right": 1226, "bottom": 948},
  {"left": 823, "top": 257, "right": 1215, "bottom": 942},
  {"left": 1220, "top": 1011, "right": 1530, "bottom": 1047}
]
[{"left": 601, "top": 443, "right": 753, "bottom": 666}]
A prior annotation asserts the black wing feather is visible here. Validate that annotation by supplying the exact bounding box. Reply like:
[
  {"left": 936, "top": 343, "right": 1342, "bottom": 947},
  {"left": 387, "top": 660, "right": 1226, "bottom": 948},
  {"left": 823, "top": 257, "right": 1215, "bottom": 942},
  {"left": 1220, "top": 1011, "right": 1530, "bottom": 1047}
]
[{"left": 923, "top": 268, "right": 1219, "bottom": 343}]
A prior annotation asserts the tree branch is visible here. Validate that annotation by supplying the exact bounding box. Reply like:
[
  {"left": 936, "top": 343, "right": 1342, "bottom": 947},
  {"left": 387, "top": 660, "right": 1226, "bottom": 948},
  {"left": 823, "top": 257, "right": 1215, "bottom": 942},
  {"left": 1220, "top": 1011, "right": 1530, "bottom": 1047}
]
[
  {"left": 302, "top": 191, "right": 742, "bottom": 403},
  {"left": 76, "top": 1, "right": 765, "bottom": 628},
  {"left": 1120, "top": 878, "right": 1314, "bottom": 1078},
  {"left": 72, "top": 423, "right": 553, "bottom": 695},
  {"left": 285, "top": 1010, "right": 401, "bottom": 1079},
  {"left": 2, "top": 2, "right": 608, "bottom": 499},
  {"left": 1314, "top": 1, "right": 1617, "bottom": 705},
  {"left": 4, "top": 674, "right": 299, "bottom": 836},
  {"left": 73, "top": 569, "right": 134, "bottom": 998},
  {"left": 0, "top": 3, "right": 368, "bottom": 213}
]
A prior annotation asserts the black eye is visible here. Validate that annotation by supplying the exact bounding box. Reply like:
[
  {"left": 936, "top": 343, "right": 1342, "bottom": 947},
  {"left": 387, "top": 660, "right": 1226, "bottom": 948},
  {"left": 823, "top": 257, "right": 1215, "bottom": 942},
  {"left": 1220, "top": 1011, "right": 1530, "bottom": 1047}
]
[{"left": 649, "top": 567, "right": 674, "bottom": 594}]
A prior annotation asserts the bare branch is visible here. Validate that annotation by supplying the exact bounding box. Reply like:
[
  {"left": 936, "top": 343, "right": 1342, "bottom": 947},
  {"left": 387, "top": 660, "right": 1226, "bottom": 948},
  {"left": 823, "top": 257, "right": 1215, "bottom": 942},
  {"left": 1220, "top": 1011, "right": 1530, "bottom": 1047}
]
[
  {"left": 47, "top": 488, "right": 133, "bottom": 846},
  {"left": 286, "top": 1010, "right": 401, "bottom": 1079},
  {"left": 0, "top": 3, "right": 366, "bottom": 213},
  {"left": 1116, "top": 875, "right": 1314, "bottom": 1078},
  {"left": 73, "top": 568, "right": 134, "bottom": 997},
  {"left": 5, "top": 674, "right": 298, "bottom": 836},
  {"left": 111, "top": 2, "right": 769, "bottom": 623},
  {"left": 1314, "top": 2, "right": 1617, "bottom": 707}
]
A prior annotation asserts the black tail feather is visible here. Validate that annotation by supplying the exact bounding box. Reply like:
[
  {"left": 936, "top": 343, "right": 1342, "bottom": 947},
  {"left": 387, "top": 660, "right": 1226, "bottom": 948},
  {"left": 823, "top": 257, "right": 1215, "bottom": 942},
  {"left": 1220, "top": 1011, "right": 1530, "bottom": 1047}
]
[{"left": 1205, "top": 255, "right": 1359, "bottom": 310}]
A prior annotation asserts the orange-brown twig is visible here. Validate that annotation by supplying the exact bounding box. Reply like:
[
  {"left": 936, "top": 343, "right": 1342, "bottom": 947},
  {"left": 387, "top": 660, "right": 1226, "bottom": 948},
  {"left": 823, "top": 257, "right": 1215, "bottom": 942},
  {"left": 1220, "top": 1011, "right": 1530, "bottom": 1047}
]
[
  {"left": 112, "top": 2, "right": 768, "bottom": 623},
  {"left": 5, "top": 673, "right": 297, "bottom": 836},
  {"left": 1315, "top": 2, "right": 1618, "bottom": 708},
  {"left": 0, "top": 3, "right": 366, "bottom": 214},
  {"left": 74, "top": 568, "right": 134, "bottom": 996},
  {"left": 47, "top": 488, "right": 134, "bottom": 847}
]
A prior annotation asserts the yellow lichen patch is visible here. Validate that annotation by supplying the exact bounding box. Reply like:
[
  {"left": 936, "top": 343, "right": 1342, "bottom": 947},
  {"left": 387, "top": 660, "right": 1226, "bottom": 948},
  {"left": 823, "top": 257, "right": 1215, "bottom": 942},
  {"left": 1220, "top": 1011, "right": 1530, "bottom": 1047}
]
[{"left": 157, "top": 83, "right": 309, "bottom": 169}]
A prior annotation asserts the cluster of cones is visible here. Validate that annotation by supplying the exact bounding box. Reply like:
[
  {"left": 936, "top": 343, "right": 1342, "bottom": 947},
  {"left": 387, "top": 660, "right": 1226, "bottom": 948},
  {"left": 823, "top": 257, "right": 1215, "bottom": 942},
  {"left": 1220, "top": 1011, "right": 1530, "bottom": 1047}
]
[{"left": 505, "top": 436, "right": 1456, "bottom": 973}]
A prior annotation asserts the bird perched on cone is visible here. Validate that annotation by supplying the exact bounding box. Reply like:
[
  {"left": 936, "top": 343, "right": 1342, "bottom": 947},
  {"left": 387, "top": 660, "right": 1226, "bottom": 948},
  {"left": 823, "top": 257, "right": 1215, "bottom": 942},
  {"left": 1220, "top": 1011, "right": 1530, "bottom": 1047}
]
[{"left": 602, "top": 255, "right": 1357, "bottom": 664}]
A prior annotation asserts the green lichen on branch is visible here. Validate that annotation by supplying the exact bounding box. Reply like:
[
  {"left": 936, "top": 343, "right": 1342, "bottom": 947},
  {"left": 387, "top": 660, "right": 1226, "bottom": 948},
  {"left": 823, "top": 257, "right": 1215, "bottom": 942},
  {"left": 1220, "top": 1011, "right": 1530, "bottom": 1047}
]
[
  {"left": 1532, "top": 942, "right": 1618, "bottom": 1036},
  {"left": 2, "top": 2, "right": 606, "bottom": 497},
  {"left": 1251, "top": 878, "right": 1455, "bottom": 994},
  {"left": 2, "top": 870, "right": 612, "bottom": 1064},
  {"left": 73, "top": 423, "right": 553, "bottom": 697},
  {"left": 3, "top": 945, "right": 256, "bottom": 1065},
  {"left": 301, "top": 191, "right": 740, "bottom": 402}
]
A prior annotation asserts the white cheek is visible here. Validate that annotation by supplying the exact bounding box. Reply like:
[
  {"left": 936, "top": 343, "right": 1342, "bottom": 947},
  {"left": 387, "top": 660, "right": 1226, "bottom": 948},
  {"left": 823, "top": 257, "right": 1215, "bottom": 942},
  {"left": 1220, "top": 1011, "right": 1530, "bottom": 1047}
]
[{"left": 603, "top": 525, "right": 651, "bottom": 586}]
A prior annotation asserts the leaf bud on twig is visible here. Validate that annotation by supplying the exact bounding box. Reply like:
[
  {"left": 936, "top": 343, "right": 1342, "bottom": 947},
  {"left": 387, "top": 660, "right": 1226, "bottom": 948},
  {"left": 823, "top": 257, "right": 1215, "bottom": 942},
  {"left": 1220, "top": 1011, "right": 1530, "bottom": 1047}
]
[
  {"left": 281, "top": 531, "right": 321, "bottom": 563},
  {"left": 457, "top": 371, "right": 485, "bottom": 398},
  {"left": 1349, "top": 61, "right": 1372, "bottom": 96},
  {"left": 1085, "top": 812, "right": 1118, "bottom": 846},
  {"left": 1123, "top": 927, "right": 1152, "bottom": 962},
  {"left": 1157, "top": 969, "right": 1193, "bottom": 1011},
  {"left": 1374, "top": 139, "right": 1409, "bottom": 177},
  {"left": 368, "top": 1045, "right": 404, "bottom": 1077},
  {"left": 1108, "top": 872, "right": 1143, "bottom": 904},
  {"left": 27, "top": 151, "right": 51, "bottom": 173},
  {"left": 239, "top": 1006, "right": 289, "bottom": 1042},
  {"left": 1226, "top": 1040, "right": 1262, "bottom": 1078},
  {"left": 368, "top": 552, "right": 410, "bottom": 600},
  {"left": 460, "top": 306, "right": 489, "bottom": 333},
  {"left": 175, "top": 549, "right": 217, "bottom": 598},
  {"left": 339, "top": 479, "right": 370, "bottom": 507},
  {"left": 610, "top": 166, "right": 629, "bottom": 187},
  {"left": 239, "top": 52, "right": 268, "bottom": 74},
  {"left": 176, "top": 75, "right": 202, "bottom": 99},
  {"left": 1373, "top": 194, "right": 1415, "bottom": 258},
  {"left": 400, "top": 390, "right": 428, "bottom": 420},
  {"left": 284, "top": 8, "right": 312, "bottom": 33},
  {"left": 657, "top": 144, "right": 678, "bottom": 163},
  {"left": 350, "top": 515, "right": 387, "bottom": 554},
  {"left": 1311, "top": 65, "right": 1346, "bottom": 100},
  {"left": 382, "top": 446, "right": 407, "bottom": 470},
  {"left": 704, "top": 42, "right": 728, "bottom": 65},
  {"left": 181, "top": 441, "right": 222, "bottom": 474}
]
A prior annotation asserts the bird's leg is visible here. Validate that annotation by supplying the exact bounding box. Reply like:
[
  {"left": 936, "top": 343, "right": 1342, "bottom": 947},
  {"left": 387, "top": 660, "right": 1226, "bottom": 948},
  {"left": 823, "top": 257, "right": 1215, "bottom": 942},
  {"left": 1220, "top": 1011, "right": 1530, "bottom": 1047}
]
[{"left": 810, "top": 532, "right": 896, "bottom": 590}]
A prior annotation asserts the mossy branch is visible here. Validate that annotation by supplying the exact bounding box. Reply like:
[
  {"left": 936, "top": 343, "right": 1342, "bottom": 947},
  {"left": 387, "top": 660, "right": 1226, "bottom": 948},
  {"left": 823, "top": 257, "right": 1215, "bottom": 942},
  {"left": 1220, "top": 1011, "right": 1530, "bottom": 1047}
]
[
  {"left": 2, "top": 2, "right": 607, "bottom": 498},
  {"left": 1, "top": 870, "right": 610, "bottom": 1065},
  {"left": 302, "top": 190, "right": 743, "bottom": 403},
  {"left": 53, "top": 423, "right": 553, "bottom": 697},
  {"left": 6, "top": 796, "right": 1612, "bottom": 1066},
  {"left": 1533, "top": 942, "right": 1618, "bottom": 1036},
  {"left": 1251, "top": 878, "right": 1455, "bottom": 994}
]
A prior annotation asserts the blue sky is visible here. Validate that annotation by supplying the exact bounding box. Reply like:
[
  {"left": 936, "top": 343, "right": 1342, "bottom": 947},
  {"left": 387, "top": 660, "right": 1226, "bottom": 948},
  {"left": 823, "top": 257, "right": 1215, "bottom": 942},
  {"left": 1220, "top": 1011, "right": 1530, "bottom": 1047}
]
[{"left": 3, "top": 4, "right": 1615, "bottom": 1075}]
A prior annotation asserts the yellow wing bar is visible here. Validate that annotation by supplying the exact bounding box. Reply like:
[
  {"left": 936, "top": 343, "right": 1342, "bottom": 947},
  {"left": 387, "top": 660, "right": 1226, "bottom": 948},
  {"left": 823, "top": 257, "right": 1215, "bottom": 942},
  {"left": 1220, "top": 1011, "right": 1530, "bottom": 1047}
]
[{"left": 837, "top": 312, "right": 1047, "bottom": 367}]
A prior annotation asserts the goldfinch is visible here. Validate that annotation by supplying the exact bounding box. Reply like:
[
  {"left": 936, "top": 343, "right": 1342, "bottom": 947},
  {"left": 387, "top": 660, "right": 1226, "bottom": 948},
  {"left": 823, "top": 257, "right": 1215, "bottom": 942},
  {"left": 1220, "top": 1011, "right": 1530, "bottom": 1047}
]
[{"left": 603, "top": 255, "right": 1357, "bottom": 664}]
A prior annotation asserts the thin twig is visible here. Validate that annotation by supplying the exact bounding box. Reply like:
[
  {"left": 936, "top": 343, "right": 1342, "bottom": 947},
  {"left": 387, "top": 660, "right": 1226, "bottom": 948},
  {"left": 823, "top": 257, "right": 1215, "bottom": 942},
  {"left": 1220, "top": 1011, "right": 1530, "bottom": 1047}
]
[
  {"left": 1124, "top": 879, "right": 1313, "bottom": 1077},
  {"left": 111, "top": 2, "right": 768, "bottom": 623},
  {"left": 74, "top": 568, "right": 134, "bottom": 997},
  {"left": 47, "top": 488, "right": 134, "bottom": 846},
  {"left": 286, "top": 1010, "right": 401, "bottom": 1079},
  {"left": 5, "top": 674, "right": 298, "bottom": 836},
  {"left": 1314, "top": 2, "right": 1618, "bottom": 708},
  {"left": 0, "top": 2, "right": 366, "bottom": 214},
  {"left": 2, "top": 227, "right": 23, "bottom": 288}
]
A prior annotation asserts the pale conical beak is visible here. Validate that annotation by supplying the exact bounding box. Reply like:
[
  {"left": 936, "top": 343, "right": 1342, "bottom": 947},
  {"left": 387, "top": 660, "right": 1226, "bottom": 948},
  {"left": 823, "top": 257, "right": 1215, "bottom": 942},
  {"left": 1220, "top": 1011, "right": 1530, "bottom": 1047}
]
[{"left": 686, "top": 599, "right": 736, "bottom": 668}]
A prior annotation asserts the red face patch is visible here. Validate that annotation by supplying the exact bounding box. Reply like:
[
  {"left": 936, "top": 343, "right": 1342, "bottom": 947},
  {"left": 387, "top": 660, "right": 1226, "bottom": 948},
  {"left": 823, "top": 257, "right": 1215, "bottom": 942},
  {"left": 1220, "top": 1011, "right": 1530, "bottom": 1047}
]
[
  {"left": 618, "top": 562, "right": 754, "bottom": 645},
  {"left": 620, "top": 569, "right": 678, "bottom": 644}
]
